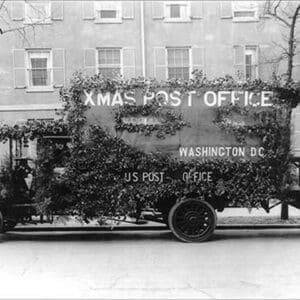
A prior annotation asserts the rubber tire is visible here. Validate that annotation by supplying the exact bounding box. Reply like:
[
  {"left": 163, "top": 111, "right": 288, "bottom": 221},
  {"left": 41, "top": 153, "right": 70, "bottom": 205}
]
[
  {"left": 168, "top": 198, "right": 217, "bottom": 243},
  {"left": 0, "top": 210, "right": 5, "bottom": 234},
  {"left": 4, "top": 220, "right": 18, "bottom": 232}
]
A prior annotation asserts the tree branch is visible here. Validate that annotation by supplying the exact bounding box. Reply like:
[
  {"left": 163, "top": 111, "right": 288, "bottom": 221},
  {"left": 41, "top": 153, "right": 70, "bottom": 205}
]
[
  {"left": 264, "top": 0, "right": 291, "bottom": 27},
  {"left": 0, "top": 0, "right": 6, "bottom": 11},
  {"left": 267, "top": 11, "right": 291, "bottom": 27}
]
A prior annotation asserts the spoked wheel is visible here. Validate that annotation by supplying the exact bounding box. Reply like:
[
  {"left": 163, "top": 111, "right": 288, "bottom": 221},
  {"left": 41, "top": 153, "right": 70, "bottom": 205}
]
[{"left": 168, "top": 198, "right": 217, "bottom": 242}]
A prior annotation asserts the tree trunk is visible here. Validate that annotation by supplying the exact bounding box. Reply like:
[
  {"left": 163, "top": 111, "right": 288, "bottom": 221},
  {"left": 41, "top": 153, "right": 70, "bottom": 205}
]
[
  {"left": 281, "top": 202, "right": 289, "bottom": 220},
  {"left": 287, "top": 5, "right": 300, "bottom": 82},
  {"left": 281, "top": 5, "right": 300, "bottom": 218}
]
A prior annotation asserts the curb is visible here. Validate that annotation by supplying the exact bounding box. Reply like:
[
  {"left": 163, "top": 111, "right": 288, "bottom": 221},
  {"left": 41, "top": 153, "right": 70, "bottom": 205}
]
[
  {"left": 10, "top": 225, "right": 168, "bottom": 232},
  {"left": 8, "top": 224, "right": 300, "bottom": 232},
  {"left": 217, "top": 224, "right": 300, "bottom": 230}
]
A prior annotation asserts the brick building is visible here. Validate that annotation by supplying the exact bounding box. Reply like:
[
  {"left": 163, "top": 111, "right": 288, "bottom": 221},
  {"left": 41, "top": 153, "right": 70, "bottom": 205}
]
[{"left": 0, "top": 0, "right": 299, "bottom": 157}]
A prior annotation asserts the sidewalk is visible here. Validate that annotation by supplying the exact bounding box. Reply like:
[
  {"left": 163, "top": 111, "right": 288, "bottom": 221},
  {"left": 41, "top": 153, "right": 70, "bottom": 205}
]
[{"left": 218, "top": 206, "right": 300, "bottom": 217}]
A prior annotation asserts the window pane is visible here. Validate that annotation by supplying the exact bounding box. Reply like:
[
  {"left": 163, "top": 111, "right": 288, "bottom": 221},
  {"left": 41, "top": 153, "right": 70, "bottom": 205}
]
[
  {"left": 98, "top": 48, "right": 121, "bottom": 78},
  {"left": 174, "top": 49, "right": 181, "bottom": 64},
  {"left": 98, "top": 49, "right": 120, "bottom": 66},
  {"left": 168, "top": 67, "right": 189, "bottom": 80},
  {"left": 106, "top": 50, "right": 113, "bottom": 64},
  {"left": 245, "top": 65, "right": 252, "bottom": 79},
  {"left": 167, "top": 48, "right": 189, "bottom": 68},
  {"left": 246, "top": 65, "right": 257, "bottom": 80},
  {"left": 170, "top": 4, "right": 180, "bottom": 18},
  {"left": 182, "top": 68, "right": 189, "bottom": 80},
  {"left": 167, "top": 49, "right": 175, "bottom": 66},
  {"left": 100, "top": 10, "right": 117, "bottom": 18},
  {"left": 31, "top": 58, "right": 47, "bottom": 69},
  {"left": 30, "top": 69, "right": 49, "bottom": 86},
  {"left": 98, "top": 68, "right": 120, "bottom": 77},
  {"left": 234, "top": 11, "right": 255, "bottom": 18},
  {"left": 28, "top": 51, "right": 51, "bottom": 87},
  {"left": 182, "top": 50, "right": 189, "bottom": 65},
  {"left": 245, "top": 54, "right": 252, "bottom": 65},
  {"left": 168, "top": 49, "right": 174, "bottom": 65},
  {"left": 112, "top": 50, "right": 120, "bottom": 64},
  {"left": 98, "top": 51, "right": 106, "bottom": 64}
]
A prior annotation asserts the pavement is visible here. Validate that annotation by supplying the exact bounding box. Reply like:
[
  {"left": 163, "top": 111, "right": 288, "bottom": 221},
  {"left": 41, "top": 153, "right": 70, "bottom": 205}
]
[
  {"left": 1, "top": 228, "right": 300, "bottom": 299},
  {"left": 1, "top": 207, "right": 300, "bottom": 299}
]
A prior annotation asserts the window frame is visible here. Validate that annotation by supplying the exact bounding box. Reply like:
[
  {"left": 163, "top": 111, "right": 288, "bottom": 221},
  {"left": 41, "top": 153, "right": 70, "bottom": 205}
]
[
  {"left": 26, "top": 49, "right": 53, "bottom": 92},
  {"left": 164, "top": 1, "right": 191, "bottom": 23},
  {"left": 166, "top": 47, "right": 192, "bottom": 80},
  {"left": 232, "top": 1, "right": 259, "bottom": 22},
  {"left": 94, "top": 1, "right": 122, "bottom": 24},
  {"left": 24, "top": 1, "right": 52, "bottom": 25},
  {"left": 244, "top": 46, "right": 258, "bottom": 80},
  {"left": 96, "top": 47, "right": 123, "bottom": 78}
]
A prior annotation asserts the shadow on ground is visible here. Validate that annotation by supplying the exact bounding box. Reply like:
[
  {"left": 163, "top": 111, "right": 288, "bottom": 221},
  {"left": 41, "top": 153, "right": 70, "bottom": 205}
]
[
  {"left": 1, "top": 228, "right": 300, "bottom": 243},
  {"left": 0, "top": 231, "right": 174, "bottom": 243}
]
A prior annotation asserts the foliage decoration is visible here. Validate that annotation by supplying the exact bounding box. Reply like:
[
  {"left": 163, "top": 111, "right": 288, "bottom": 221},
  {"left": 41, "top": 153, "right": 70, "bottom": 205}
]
[
  {"left": 114, "top": 99, "right": 189, "bottom": 139},
  {"left": 1, "top": 71, "right": 300, "bottom": 220},
  {"left": 0, "top": 119, "right": 69, "bottom": 143}
]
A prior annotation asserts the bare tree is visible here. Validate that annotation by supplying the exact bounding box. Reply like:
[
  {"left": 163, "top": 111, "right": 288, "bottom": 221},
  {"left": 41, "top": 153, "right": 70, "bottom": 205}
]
[
  {"left": 262, "top": 1, "right": 300, "bottom": 220},
  {"left": 0, "top": 0, "right": 49, "bottom": 41},
  {"left": 263, "top": 0, "right": 300, "bottom": 82}
]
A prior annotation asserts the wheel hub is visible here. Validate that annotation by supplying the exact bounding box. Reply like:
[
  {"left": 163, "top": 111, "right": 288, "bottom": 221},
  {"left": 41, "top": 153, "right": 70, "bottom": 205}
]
[{"left": 186, "top": 212, "right": 200, "bottom": 224}]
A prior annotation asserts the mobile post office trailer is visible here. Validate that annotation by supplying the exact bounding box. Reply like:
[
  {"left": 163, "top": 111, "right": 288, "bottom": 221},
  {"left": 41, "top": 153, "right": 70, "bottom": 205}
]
[{"left": 0, "top": 75, "right": 299, "bottom": 242}]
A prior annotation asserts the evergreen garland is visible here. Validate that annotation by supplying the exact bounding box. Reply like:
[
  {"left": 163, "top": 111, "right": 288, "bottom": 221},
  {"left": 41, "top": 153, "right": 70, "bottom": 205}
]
[{"left": 0, "top": 71, "right": 299, "bottom": 219}]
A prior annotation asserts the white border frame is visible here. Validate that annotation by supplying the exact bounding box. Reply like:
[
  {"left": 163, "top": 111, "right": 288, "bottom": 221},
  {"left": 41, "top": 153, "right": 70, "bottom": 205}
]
[
  {"left": 166, "top": 46, "right": 192, "bottom": 80},
  {"left": 94, "top": 1, "right": 122, "bottom": 24},
  {"left": 244, "top": 45, "right": 259, "bottom": 80},
  {"left": 163, "top": 1, "right": 191, "bottom": 23},
  {"left": 25, "top": 49, "right": 54, "bottom": 92},
  {"left": 96, "top": 47, "right": 124, "bottom": 77},
  {"left": 232, "top": 2, "right": 259, "bottom": 23}
]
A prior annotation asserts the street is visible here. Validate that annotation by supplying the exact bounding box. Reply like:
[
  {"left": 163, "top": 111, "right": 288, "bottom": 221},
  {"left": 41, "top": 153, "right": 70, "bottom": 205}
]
[{"left": 1, "top": 229, "right": 300, "bottom": 299}]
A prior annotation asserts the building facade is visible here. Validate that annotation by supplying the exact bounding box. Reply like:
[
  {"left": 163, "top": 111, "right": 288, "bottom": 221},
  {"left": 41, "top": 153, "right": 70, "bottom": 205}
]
[{"left": 0, "top": 0, "right": 300, "bottom": 157}]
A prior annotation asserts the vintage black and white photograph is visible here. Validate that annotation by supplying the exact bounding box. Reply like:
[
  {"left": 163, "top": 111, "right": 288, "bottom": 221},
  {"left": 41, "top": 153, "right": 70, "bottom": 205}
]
[{"left": 1, "top": 0, "right": 300, "bottom": 299}]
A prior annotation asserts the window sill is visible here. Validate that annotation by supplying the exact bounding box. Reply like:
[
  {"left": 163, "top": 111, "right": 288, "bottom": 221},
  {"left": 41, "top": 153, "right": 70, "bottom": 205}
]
[
  {"left": 164, "top": 18, "right": 192, "bottom": 23},
  {"left": 26, "top": 87, "right": 55, "bottom": 93},
  {"left": 23, "top": 20, "right": 52, "bottom": 25},
  {"left": 94, "top": 19, "right": 122, "bottom": 24},
  {"left": 232, "top": 18, "right": 259, "bottom": 23}
]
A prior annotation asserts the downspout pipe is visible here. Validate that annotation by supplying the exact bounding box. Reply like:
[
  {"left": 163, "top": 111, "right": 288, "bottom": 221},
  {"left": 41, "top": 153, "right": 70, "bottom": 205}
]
[{"left": 140, "top": 1, "right": 146, "bottom": 78}]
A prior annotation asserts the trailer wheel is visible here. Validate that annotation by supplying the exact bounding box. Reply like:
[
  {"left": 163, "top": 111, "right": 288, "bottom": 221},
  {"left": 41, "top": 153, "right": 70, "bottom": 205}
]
[
  {"left": 0, "top": 210, "right": 5, "bottom": 234},
  {"left": 4, "top": 219, "right": 18, "bottom": 232},
  {"left": 168, "top": 198, "right": 217, "bottom": 242}
]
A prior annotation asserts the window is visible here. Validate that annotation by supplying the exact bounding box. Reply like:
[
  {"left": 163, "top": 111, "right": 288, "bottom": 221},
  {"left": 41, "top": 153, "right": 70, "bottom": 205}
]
[
  {"left": 164, "top": 1, "right": 191, "bottom": 22},
  {"left": 170, "top": 4, "right": 180, "bottom": 18},
  {"left": 232, "top": 1, "right": 258, "bottom": 22},
  {"left": 245, "top": 46, "right": 258, "bottom": 80},
  {"left": 95, "top": 1, "right": 122, "bottom": 23},
  {"left": 27, "top": 50, "right": 52, "bottom": 89},
  {"left": 25, "top": 1, "right": 51, "bottom": 24},
  {"left": 167, "top": 47, "right": 190, "bottom": 80},
  {"left": 97, "top": 48, "right": 122, "bottom": 78}
]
